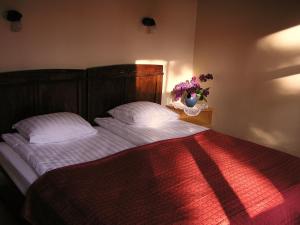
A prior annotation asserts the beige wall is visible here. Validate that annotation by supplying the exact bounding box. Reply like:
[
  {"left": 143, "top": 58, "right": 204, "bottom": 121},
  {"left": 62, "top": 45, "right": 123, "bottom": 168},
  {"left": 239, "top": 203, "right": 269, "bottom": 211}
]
[
  {"left": 2, "top": 0, "right": 299, "bottom": 156},
  {"left": 194, "top": 0, "right": 300, "bottom": 156},
  {"left": 0, "top": 0, "right": 197, "bottom": 104}
]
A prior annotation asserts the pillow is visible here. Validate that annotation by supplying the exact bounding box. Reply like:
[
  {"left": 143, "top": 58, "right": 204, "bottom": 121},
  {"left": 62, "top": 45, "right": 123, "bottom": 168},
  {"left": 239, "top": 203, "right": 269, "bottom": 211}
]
[
  {"left": 107, "top": 101, "right": 179, "bottom": 125},
  {"left": 13, "top": 112, "right": 97, "bottom": 144}
]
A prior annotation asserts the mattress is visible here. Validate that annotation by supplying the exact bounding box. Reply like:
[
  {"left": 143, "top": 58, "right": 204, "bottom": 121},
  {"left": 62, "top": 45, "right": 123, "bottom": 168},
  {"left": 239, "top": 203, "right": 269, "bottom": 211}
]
[
  {"left": 95, "top": 117, "right": 208, "bottom": 146},
  {"left": 1, "top": 127, "right": 135, "bottom": 193}
]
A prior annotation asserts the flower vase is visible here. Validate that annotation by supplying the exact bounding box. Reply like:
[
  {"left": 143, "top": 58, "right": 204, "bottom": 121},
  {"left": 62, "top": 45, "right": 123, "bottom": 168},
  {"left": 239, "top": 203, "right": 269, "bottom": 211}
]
[{"left": 185, "top": 94, "right": 197, "bottom": 107}]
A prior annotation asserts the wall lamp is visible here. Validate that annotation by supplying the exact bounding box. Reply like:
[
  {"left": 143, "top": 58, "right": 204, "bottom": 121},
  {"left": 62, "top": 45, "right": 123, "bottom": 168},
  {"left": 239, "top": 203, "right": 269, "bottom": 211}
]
[
  {"left": 141, "top": 17, "right": 156, "bottom": 33},
  {"left": 4, "top": 10, "right": 23, "bottom": 32}
]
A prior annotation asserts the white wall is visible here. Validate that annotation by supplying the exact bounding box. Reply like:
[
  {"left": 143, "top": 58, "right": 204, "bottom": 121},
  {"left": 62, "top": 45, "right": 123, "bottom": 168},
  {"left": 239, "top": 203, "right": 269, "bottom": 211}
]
[
  {"left": 3, "top": 0, "right": 298, "bottom": 156},
  {"left": 194, "top": 0, "right": 300, "bottom": 156},
  {"left": 0, "top": 0, "right": 198, "bottom": 104}
]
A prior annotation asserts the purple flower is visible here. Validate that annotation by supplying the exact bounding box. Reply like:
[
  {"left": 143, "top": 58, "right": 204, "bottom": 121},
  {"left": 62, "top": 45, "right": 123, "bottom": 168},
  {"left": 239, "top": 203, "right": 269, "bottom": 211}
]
[
  {"left": 199, "top": 73, "right": 214, "bottom": 82},
  {"left": 172, "top": 74, "right": 213, "bottom": 101},
  {"left": 199, "top": 74, "right": 207, "bottom": 82},
  {"left": 203, "top": 88, "right": 210, "bottom": 97},
  {"left": 206, "top": 73, "right": 213, "bottom": 80}
]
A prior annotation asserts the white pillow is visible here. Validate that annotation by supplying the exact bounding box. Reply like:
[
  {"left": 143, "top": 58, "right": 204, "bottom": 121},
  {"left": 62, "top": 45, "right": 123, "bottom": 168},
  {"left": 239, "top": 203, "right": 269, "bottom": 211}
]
[
  {"left": 107, "top": 101, "right": 179, "bottom": 125},
  {"left": 13, "top": 112, "right": 97, "bottom": 144}
]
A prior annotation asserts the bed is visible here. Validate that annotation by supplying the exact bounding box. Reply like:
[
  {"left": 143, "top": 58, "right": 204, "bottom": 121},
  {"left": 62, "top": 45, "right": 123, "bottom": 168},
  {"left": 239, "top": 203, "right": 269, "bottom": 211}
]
[
  {"left": 0, "top": 65, "right": 300, "bottom": 225},
  {"left": 0, "top": 65, "right": 197, "bottom": 195},
  {"left": 0, "top": 64, "right": 163, "bottom": 215}
]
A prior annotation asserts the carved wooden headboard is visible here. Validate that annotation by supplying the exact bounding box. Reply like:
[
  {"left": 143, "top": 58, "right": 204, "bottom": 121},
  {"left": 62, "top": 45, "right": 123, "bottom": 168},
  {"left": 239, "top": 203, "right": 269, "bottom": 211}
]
[{"left": 0, "top": 64, "right": 163, "bottom": 134}]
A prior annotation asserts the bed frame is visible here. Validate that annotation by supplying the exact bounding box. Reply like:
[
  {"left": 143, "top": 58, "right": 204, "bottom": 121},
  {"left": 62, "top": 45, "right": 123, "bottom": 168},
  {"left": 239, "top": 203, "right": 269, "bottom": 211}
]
[{"left": 0, "top": 64, "right": 163, "bottom": 134}]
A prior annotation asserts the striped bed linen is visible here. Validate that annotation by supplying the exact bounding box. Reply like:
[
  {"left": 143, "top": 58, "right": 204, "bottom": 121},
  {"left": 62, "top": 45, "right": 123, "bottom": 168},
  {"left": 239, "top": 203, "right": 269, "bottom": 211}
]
[
  {"left": 94, "top": 117, "right": 208, "bottom": 146},
  {"left": 13, "top": 112, "right": 97, "bottom": 144},
  {"left": 108, "top": 101, "right": 179, "bottom": 125},
  {"left": 2, "top": 127, "right": 135, "bottom": 176}
]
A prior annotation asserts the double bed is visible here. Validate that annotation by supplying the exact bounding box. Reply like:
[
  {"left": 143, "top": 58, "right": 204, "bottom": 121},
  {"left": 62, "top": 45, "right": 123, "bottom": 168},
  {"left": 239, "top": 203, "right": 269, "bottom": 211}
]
[
  {"left": 0, "top": 65, "right": 299, "bottom": 225},
  {"left": 0, "top": 119, "right": 206, "bottom": 194},
  {"left": 0, "top": 64, "right": 164, "bottom": 194}
]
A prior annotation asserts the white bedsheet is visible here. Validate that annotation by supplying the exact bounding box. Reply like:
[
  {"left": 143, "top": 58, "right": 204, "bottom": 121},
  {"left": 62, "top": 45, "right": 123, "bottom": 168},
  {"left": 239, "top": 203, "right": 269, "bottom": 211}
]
[
  {"left": 2, "top": 127, "right": 135, "bottom": 177},
  {"left": 95, "top": 117, "right": 208, "bottom": 146},
  {"left": 0, "top": 142, "right": 38, "bottom": 194}
]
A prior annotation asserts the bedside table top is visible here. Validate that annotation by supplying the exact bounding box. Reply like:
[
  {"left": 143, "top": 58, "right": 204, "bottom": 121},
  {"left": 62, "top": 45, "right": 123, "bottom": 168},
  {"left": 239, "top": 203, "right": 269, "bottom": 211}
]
[
  {"left": 166, "top": 105, "right": 213, "bottom": 113},
  {"left": 167, "top": 105, "right": 213, "bottom": 128}
]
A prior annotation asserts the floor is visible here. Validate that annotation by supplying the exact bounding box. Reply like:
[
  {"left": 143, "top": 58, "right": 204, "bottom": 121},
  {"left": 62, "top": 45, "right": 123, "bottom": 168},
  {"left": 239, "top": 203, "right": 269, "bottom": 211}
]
[
  {"left": 0, "top": 169, "right": 29, "bottom": 225},
  {"left": 0, "top": 203, "right": 23, "bottom": 225}
]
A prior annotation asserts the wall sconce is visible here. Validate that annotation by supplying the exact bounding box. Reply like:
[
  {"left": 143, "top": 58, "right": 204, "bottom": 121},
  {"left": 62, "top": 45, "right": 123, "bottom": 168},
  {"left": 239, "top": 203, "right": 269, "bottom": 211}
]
[
  {"left": 4, "top": 10, "right": 23, "bottom": 32},
  {"left": 141, "top": 17, "right": 156, "bottom": 33}
]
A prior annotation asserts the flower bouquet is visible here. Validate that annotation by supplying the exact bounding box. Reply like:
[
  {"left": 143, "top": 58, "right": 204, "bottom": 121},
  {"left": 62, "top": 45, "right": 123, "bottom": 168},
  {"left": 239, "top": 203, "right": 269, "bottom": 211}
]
[{"left": 171, "top": 73, "right": 213, "bottom": 108}]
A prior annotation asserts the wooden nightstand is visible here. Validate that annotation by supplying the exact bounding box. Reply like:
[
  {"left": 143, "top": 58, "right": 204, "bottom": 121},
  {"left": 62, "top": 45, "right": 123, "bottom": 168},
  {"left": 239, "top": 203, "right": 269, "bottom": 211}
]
[{"left": 167, "top": 106, "right": 213, "bottom": 127}]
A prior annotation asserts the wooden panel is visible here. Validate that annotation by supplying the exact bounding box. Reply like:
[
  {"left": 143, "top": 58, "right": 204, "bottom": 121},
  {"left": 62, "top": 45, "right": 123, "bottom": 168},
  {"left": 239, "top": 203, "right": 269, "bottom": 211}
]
[
  {"left": 0, "top": 69, "right": 86, "bottom": 135},
  {"left": 131, "top": 76, "right": 158, "bottom": 102},
  {"left": 37, "top": 71, "right": 86, "bottom": 117},
  {"left": 88, "top": 76, "right": 126, "bottom": 119},
  {"left": 0, "top": 65, "right": 163, "bottom": 133},
  {"left": 0, "top": 81, "right": 36, "bottom": 134},
  {"left": 87, "top": 64, "right": 163, "bottom": 122}
]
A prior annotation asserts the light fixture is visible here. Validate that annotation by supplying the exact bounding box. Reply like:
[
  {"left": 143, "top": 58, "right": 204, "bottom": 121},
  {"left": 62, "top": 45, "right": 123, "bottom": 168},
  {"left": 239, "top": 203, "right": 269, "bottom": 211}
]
[
  {"left": 141, "top": 17, "right": 156, "bottom": 33},
  {"left": 4, "top": 10, "right": 23, "bottom": 32}
]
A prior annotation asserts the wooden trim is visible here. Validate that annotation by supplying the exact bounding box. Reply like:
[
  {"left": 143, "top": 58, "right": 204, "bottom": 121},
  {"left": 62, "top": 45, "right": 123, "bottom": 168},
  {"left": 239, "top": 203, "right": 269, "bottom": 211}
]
[{"left": 88, "top": 64, "right": 163, "bottom": 78}]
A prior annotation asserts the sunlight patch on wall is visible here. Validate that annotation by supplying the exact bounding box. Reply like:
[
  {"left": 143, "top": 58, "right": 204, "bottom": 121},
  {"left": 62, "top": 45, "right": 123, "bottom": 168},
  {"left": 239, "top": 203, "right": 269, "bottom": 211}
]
[
  {"left": 250, "top": 127, "right": 281, "bottom": 146},
  {"left": 258, "top": 25, "right": 300, "bottom": 52},
  {"left": 274, "top": 56, "right": 300, "bottom": 71},
  {"left": 165, "top": 60, "right": 176, "bottom": 93},
  {"left": 256, "top": 25, "right": 300, "bottom": 71},
  {"left": 180, "top": 65, "right": 193, "bottom": 78},
  {"left": 271, "top": 73, "right": 300, "bottom": 95},
  {"left": 135, "top": 60, "right": 168, "bottom": 65}
]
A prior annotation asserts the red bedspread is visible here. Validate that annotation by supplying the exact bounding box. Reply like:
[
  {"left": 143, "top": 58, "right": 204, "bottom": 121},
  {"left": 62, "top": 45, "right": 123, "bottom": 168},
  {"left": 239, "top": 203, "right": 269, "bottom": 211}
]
[{"left": 24, "top": 130, "right": 300, "bottom": 225}]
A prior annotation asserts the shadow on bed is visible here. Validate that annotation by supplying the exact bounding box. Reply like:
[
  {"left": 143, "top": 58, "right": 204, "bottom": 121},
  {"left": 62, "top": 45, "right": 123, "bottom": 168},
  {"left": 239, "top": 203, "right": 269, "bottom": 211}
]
[
  {"left": 183, "top": 131, "right": 300, "bottom": 224},
  {"left": 183, "top": 139, "right": 251, "bottom": 223}
]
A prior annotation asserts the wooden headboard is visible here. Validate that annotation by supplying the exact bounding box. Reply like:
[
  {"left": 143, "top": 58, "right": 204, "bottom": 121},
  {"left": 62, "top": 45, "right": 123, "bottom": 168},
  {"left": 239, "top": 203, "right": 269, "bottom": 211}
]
[
  {"left": 87, "top": 64, "right": 163, "bottom": 122},
  {"left": 0, "top": 69, "right": 86, "bottom": 134},
  {"left": 0, "top": 64, "right": 163, "bottom": 134}
]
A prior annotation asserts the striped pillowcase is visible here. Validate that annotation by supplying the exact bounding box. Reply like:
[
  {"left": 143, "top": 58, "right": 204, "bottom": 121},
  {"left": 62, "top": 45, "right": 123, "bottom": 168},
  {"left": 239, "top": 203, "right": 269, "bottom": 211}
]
[
  {"left": 107, "top": 101, "right": 179, "bottom": 125},
  {"left": 13, "top": 112, "right": 97, "bottom": 144}
]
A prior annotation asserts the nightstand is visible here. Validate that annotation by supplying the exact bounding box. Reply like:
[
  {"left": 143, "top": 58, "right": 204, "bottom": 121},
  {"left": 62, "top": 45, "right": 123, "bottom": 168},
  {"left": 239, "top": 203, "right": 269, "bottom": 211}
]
[{"left": 167, "top": 105, "right": 213, "bottom": 127}]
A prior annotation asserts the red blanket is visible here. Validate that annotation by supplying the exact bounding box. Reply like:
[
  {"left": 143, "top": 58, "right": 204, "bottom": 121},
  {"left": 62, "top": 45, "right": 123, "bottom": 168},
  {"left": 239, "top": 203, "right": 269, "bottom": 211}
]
[{"left": 24, "top": 130, "right": 300, "bottom": 225}]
